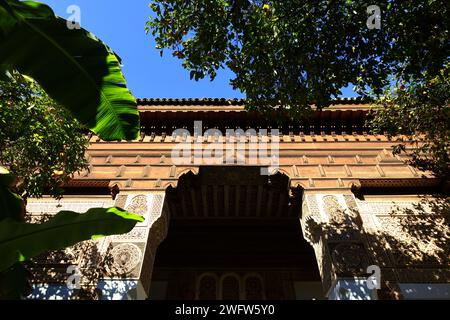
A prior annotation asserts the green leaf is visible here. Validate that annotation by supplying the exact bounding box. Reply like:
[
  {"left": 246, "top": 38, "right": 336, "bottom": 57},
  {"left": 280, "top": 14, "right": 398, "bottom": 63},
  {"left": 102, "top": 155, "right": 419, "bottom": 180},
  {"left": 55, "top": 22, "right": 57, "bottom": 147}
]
[
  {"left": 0, "top": 66, "right": 8, "bottom": 80},
  {"left": 0, "top": 167, "right": 23, "bottom": 222},
  {"left": 0, "top": 207, "right": 144, "bottom": 271},
  {"left": 0, "top": 0, "right": 139, "bottom": 141},
  {"left": 0, "top": 263, "right": 32, "bottom": 299}
]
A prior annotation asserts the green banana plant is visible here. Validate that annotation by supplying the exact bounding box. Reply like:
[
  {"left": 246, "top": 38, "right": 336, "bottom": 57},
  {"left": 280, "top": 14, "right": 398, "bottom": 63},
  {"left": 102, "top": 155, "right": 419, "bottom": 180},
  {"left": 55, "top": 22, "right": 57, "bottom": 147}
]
[
  {"left": 0, "top": 167, "right": 23, "bottom": 222},
  {"left": 0, "top": 263, "right": 31, "bottom": 300},
  {"left": 0, "top": 207, "right": 144, "bottom": 272},
  {"left": 0, "top": 0, "right": 140, "bottom": 141},
  {"left": 0, "top": 168, "right": 144, "bottom": 299},
  {"left": 0, "top": 0, "right": 144, "bottom": 299},
  {"left": 0, "top": 169, "right": 29, "bottom": 299}
]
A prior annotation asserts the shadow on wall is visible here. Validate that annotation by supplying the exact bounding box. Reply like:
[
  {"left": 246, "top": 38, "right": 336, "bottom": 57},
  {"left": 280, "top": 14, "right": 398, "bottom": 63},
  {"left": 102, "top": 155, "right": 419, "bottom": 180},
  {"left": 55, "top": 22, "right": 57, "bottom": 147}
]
[
  {"left": 377, "top": 196, "right": 450, "bottom": 268},
  {"left": 306, "top": 195, "right": 450, "bottom": 299},
  {"left": 25, "top": 196, "right": 450, "bottom": 300},
  {"left": 24, "top": 214, "right": 131, "bottom": 300},
  {"left": 26, "top": 238, "right": 142, "bottom": 300},
  {"left": 373, "top": 196, "right": 450, "bottom": 299}
]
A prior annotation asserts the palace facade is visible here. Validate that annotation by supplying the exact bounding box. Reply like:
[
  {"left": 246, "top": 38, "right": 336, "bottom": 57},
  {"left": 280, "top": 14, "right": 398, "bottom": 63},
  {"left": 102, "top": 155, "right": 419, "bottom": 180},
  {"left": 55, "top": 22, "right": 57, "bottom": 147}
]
[{"left": 27, "top": 98, "right": 450, "bottom": 300}]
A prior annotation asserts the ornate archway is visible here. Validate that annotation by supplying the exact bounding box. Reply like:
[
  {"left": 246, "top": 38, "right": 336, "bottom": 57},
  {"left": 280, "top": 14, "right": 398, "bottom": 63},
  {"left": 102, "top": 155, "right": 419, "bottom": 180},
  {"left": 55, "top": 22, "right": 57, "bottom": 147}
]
[{"left": 147, "top": 166, "right": 324, "bottom": 300}]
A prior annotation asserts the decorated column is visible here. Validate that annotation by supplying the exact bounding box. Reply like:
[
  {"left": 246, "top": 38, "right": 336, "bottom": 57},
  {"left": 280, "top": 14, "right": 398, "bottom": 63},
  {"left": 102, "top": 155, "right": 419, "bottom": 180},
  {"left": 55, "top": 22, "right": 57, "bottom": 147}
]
[
  {"left": 300, "top": 192, "right": 377, "bottom": 300},
  {"left": 97, "top": 192, "right": 169, "bottom": 300}
]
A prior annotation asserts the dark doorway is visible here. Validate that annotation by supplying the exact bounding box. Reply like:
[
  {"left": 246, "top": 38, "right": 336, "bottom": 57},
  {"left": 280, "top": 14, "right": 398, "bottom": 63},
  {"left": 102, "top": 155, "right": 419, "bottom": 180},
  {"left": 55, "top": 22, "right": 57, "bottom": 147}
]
[{"left": 150, "top": 167, "right": 324, "bottom": 300}]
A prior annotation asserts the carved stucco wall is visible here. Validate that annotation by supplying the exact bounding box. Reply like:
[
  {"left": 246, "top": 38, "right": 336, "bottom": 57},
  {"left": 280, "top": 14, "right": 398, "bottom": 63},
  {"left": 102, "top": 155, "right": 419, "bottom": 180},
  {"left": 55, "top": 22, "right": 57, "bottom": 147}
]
[
  {"left": 96, "top": 192, "right": 169, "bottom": 299},
  {"left": 357, "top": 197, "right": 450, "bottom": 284},
  {"left": 301, "top": 193, "right": 372, "bottom": 299},
  {"left": 26, "top": 191, "right": 449, "bottom": 300},
  {"left": 26, "top": 192, "right": 169, "bottom": 300},
  {"left": 301, "top": 193, "right": 450, "bottom": 300}
]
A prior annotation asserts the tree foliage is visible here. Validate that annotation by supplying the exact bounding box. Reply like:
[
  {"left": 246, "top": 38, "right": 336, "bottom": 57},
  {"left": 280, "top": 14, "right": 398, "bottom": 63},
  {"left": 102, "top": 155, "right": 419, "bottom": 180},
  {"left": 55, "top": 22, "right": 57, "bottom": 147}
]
[
  {"left": 147, "top": 0, "right": 449, "bottom": 115},
  {"left": 0, "top": 0, "right": 139, "bottom": 141},
  {"left": 0, "top": 0, "right": 144, "bottom": 299},
  {"left": 0, "top": 72, "right": 89, "bottom": 199},
  {"left": 369, "top": 64, "right": 450, "bottom": 177},
  {"left": 147, "top": 0, "right": 449, "bottom": 175},
  {"left": 0, "top": 168, "right": 144, "bottom": 299}
]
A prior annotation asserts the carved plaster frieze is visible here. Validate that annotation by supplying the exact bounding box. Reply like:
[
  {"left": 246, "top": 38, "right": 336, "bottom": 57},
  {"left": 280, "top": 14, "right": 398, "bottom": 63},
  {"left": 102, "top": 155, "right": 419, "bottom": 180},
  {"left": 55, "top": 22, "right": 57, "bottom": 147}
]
[
  {"left": 323, "top": 195, "right": 346, "bottom": 224},
  {"left": 125, "top": 195, "right": 148, "bottom": 216},
  {"left": 106, "top": 243, "right": 143, "bottom": 277},
  {"left": 330, "top": 243, "right": 370, "bottom": 276}
]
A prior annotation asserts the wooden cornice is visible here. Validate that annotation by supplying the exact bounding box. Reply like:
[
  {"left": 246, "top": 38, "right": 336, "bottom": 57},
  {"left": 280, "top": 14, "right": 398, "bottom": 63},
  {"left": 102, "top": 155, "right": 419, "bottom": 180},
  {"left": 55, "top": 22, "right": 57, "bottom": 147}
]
[
  {"left": 60, "top": 179, "right": 119, "bottom": 198},
  {"left": 136, "top": 97, "right": 370, "bottom": 106},
  {"left": 351, "top": 178, "right": 444, "bottom": 198},
  {"left": 136, "top": 97, "right": 372, "bottom": 134}
]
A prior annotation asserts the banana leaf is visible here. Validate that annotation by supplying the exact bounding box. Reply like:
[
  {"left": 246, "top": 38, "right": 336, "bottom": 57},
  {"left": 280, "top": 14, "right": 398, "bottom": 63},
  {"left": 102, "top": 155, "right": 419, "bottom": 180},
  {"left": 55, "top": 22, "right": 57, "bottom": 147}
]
[
  {"left": 0, "top": 0, "right": 139, "bottom": 141},
  {"left": 0, "top": 263, "right": 32, "bottom": 299},
  {"left": 0, "top": 167, "right": 23, "bottom": 221},
  {"left": 0, "top": 207, "right": 144, "bottom": 272}
]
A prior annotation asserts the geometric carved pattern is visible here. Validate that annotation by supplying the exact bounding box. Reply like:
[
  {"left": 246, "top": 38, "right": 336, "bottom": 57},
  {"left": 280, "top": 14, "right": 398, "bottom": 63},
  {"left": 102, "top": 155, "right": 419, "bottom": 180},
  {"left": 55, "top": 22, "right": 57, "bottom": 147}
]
[
  {"left": 114, "top": 195, "right": 128, "bottom": 209},
  {"left": 331, "top": 243, "right": 369, "bottom": 275},
  {"left": 108, "top": 243, "right": 142, "bottom": 275},
  {"left": 302, "top": 201, "right": 310, "bottom": 218},
  {"left": 356, "top": 201, "right": 431, "bottom": 215},
  {"left": 150, "top": 194, "right": 164, "bottom": 224},
  {"left": 27, "top": 199, "right": 114, "bottom": 214},
  {"left": 139, "top": 195, "right": 169, "bottom": 294},
  {"left": 378, "top": 215, "right": 450, "bottom": 267},
  {"left": 125, "top": 195, "right": 148, "bottom": 216},
  {"left": 355, "top": 197, "right": 450, "bottom": 282},
  {"left": 342, "top": 194, "right": 363, "bottom": 229},
  {"left": 343, "top": 194, "right": 358, "bottom": 211},
  {"left": 111, "top": 227, "right": 148, "bottom": 242},
  {"left": 301, "top": 193, "right": 371, "bottom": 295},
  {"left": 323, "top": 195, "right": 345, "bottom": 224},
  {"left": 301, "top": 195, "right": 327, "bottom": 247},
  {"left": 306, "top": 194, "right": 320, "bottom": 216}
]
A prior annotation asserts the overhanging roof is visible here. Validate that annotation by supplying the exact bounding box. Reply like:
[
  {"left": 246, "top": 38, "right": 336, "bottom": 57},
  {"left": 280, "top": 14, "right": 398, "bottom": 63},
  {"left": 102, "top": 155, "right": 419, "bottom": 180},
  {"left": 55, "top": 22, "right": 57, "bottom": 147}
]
[{"left": 136, "top": 97, "right": 372, "bottom": 133}]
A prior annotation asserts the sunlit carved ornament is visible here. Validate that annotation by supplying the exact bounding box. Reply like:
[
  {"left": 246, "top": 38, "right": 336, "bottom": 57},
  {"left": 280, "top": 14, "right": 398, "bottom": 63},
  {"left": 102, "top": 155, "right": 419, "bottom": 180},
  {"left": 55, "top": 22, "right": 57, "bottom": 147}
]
[
  {"left": 125, "top": 195, "right": 148, "bottom": 216},
  {"left": 323, "top": 195, "right": 345, "bottom": 224},
  {"left": 108, "top": 243, "right": 142, "bottom": 275}
]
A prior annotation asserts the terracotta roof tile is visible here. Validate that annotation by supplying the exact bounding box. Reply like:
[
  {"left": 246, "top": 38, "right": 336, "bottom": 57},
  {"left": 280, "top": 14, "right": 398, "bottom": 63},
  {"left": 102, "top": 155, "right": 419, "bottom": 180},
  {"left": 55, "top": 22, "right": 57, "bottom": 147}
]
[{"left": 136, "top": 97, "right": 369, "bottom": 106}]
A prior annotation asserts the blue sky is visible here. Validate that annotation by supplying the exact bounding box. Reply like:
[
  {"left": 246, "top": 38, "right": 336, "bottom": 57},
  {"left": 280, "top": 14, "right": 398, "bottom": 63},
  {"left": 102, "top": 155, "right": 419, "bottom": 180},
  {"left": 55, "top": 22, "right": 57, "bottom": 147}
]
[{"left": 41, "top": 0, "right": 356, "bottom": 99}]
